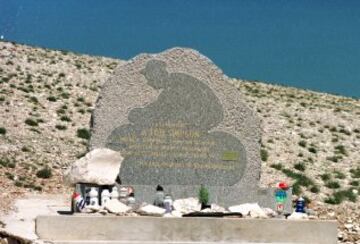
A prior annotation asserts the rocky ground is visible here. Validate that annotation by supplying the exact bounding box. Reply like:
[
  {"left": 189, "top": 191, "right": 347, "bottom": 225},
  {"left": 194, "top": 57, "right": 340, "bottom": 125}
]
[{"left": 0, "top": 41, "right": 359, "bottom": 242}]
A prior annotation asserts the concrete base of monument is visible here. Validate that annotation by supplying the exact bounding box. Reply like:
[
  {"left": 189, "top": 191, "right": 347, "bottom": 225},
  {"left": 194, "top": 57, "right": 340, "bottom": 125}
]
[
  {"left": 36, "top": 215, "right": 337, "bottom": 244},
  {"left": 131, "top": 185, "right": 293, "bottom": 212}
]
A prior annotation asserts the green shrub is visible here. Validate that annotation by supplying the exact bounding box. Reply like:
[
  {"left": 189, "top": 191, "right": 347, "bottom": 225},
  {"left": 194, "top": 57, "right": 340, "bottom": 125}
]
[
  {"left": 77, "top": 128, "right": 91, "bottom": 140},
  {"left": 350, "top": 167, "right": 360, "bottom": 178},
  {"left": 198, "top": 185, "right": 209, "bottom": 205},
  {"left": 281, "top": 169, "right": 314, "bottom": 187},
  {"left": 294, "top": 163, "right": 306, "bottom": 171},
  {"left": 55, "top": 124, "right": 67, "bottom": 130},
  {"left": 77, "top": 97, "right": 85, "bottom": 102},
  {"left": 60, "top": 116, "right": 71, "bottom": 122},
  {"left": 56, "top": 108, "right": 66, "bottom": 114},
  {"left": 308, "top": 147, "right": 317, "bottom": 154},
  {"left": 298, "top": 140, "right": 307, "bottom": 148},
  {"left": 61, "top": 92, "right": 70, "bottom": 99},
  {"left": 33, "top": 185, "right": 42, "bottom": 191},
  {"left": 350, "top": 181, "right": 359, "bottom": 186},
  {"left": 320, "top": 173, "right": 331, "bottom": 181},
  {"left": 47, "top": 96, "right": 57, "bottom": 102},
  {"left": 25, "top": 118, "right": 38, "bottom": 126},
  {"left": 36, "top": 166, "right": 52, "bottom": 179},
  {"left": 339, "top": 128, "right": 351, "bottom": 136},
  {"left": 0, "top": 158, "right": 9, "bottom": 167},
  {"left": 14, "top": 181, "right": 23, "bottom": 187},
  {"left": 334, "top": 171, "right": 346, "bottom": 179},
  {"left": 326, "top": 155, "right": 341, "bottom": 163},
  {"left": 270, "top": 163, "right": 283, "bottom": 170},
  {"left": 29, "top": 96, "right": 38, "bottom": 104},
  {"left": 21, "top": 146, "right": 30, "bottom": 152},
  {"left": 292, "top": 182, "right": 302, "bottom": 195},
  {"left": 334, "top": 145, "right": 347, "bottom": 155},
  {"left": 325, "top": 181, "right": 341, "bottom": 189},
  {"left": 310, "top": 185, "right": 320, "bottom": 193},
  {"left": 0, "top": 127, "right": 6, "bottom": 135},
  {"left": 78, "top": 108, "right": 85, "bottom": 114},
  {"left": 260, "top": 149, "right": 269, "bottom": 161},
  {"left": 325, "top": 188, "right": 357, "bottom": 204}
]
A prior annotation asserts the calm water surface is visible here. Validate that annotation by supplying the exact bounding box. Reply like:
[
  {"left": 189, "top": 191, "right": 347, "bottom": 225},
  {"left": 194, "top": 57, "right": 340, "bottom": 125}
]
[{"left": 1, "top": 0, "right": 359, "bottom": 97}]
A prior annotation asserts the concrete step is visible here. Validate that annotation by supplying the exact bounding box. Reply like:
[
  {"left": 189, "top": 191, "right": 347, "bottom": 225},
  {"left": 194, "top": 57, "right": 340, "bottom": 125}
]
[
  {"left": 36, "top": 215, "right": 337, "bottom": 244},
  {"left": 52, "top": 241, "right": 302, "bottom": 244}
]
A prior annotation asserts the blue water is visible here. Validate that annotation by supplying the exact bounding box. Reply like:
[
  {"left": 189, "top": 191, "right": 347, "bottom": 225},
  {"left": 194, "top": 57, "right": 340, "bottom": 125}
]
[{"left": 1, "top": 0, "right": 360, "bottom": 98}]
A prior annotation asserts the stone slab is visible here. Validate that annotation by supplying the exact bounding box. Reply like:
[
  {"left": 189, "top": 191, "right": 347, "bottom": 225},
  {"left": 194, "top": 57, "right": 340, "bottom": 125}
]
[
  {"left": 36, "top": 215, "right": 337, "bottom": 244},
  {"left": 90, "top": 48, "right": 261, "bottom": 189}
]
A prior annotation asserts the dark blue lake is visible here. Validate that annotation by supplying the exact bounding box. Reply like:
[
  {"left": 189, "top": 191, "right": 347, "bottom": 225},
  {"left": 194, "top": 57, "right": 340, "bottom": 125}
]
[{"left": 1, "top": 0, "right": 359, "bottom": 98}]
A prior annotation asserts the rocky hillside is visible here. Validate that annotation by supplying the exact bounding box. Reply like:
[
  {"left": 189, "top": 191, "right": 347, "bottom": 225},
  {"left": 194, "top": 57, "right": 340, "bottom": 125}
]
[{"left": 0, "top": 41, "right": 359, "bottom": 242}]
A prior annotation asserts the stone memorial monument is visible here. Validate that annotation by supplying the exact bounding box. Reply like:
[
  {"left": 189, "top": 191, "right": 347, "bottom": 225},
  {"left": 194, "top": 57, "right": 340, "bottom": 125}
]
[{"left": 90, "top": 48, "right": 291, "bottom": 209}]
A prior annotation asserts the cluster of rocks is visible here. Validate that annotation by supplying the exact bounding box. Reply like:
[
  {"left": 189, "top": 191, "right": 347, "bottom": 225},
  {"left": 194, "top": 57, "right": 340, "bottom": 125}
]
[{"left": 76, "top": 195, "right": 317, "bottom": 221}]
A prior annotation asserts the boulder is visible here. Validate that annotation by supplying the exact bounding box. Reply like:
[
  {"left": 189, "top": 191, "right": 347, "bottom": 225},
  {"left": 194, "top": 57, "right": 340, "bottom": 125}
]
[
  {"left": 104, "top": 199, "right": 131, "bottom": 214},
  {"left": 65, "top": 148, "right": 123, "bottom": 185},
  {"left": 287, "top": 212, "right": 309, "bottom": 220},
  {"left": 138, "top": 204, "right": 166, "bottom": 216},
  {"left": 228, "top": 203, "right": 267, "bottom": 218},
  {"left": 173, "top": 198, "right": 201, "bottom": 214}
]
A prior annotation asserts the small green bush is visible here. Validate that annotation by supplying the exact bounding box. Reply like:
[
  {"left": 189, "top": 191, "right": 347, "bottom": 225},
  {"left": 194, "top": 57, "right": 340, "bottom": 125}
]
[
  {"left": 60, "top": 116, "right": 71, "bottom": 122},
  {"left": 298, "top": 140, "right": 307, "bottom": 148},
  {"left": 25, "top": 118, "right": 38, "bottom": 126},
  {"left": 350, "top": 167, "right": 360, "bottom": 178},
  {"left": 325, "top": 181, "right": 341, "bottom": 189},
  {"left": 47, "top": 96, "right": 57, "bottom": 102},
  {"left": 198, "top": 185, "right": 209, "bottom": 205},
  {"left": 292, "top": 182, "right": 302, "bottom": 195},
  {"left": 0, "top": 127, "right": 6, "bottom": 135},
  {"left": 294, "top": 163, "right": 306, "bottom": 171},
  {"left": 29, "top": 96, "right": 38, "bottom": 104},
  {"left": 36, "top": 166, "right": 52, "bottom": 179},
  {"left": 270, "top": 163, "right": 283, "bottom": 170},
  {"left": 61, "top": 92, "right": 70, "bottom": 99},
  {"left": 14, "top": 181, "right": 23, "bottom": 187},
  {"left": 339, "top": 128, "right": 351, "bottom": 136},
  {"left": 350, "top": 181, "right": 359, "bottom": 186},
  {"left": 320, "top": 173, "right": 331, "bottom": 181},
  {"left": 260, "top": 149, "right": 269, "bottom": 161},
  {"left": 334, "top": 145, "right": 347, "bottom": 155},
  {"left": 77, "top": 128, "right": 91, "bottom": 140},
  {"left": 310, "top": 185, "right": 320, "bottom": 193},
  {"left": 56, "top": 108, "right": 66, "bottom": 114},
  {"left": 308, "top": 147, "right": 317, "bottom": 154},
  {"left": 326, "top": 155, "right": 341, "bottom": 163},
  {"left": 325, "top": 188, "right": 357, "bottom": 204},
  {"left": 55, "top": 124, "right": 67, "bottom": 130},
  {"left": 282, "top": 169, "right": 314, "bottom": 187},
  {"left": 334, "top": 171, "right": 346, "bottom": 179},
  {"left": 77, "top": 97, "right": 85, "bottom": 102},
  {"left": 0, "top": 158, "right": 9, "bottom": 167}
]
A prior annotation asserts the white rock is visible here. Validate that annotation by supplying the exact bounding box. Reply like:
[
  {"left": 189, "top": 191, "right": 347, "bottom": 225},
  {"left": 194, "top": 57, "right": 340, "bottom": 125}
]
[
  {"left": 170, "top": 210, "right": 183, "bottom": 217},
  {"left": 287, "top": 212, "right": 309, "bottom": 220},
  {"left": 173, "top": 198, "right": 201, "bottom": 214},
  {"left": 64, "top": 148, "right": 123, "bottom": 185},
  {"left": 249, "top": 206, "right": 268, "bottom": 218},
  {"left": 228, "top": 203, "right": 264, "bottom": 217},
  {"left": 85, "top": 205, "right": 101, "bottom": 212},
  {"left": 104, "top": 199, "right": 131, "bottom": 214},
  {"left": 211, "top": 203, "right": 226, "bottom": 212},
  {"left": 139, "top": 204, "right": 166, "bottom": 216},
  {"left": 263, "top": 208, "right": 277, "bottom": 218},
  {"left": 344, "top": 224, "right": 353, "bottom": 230}
]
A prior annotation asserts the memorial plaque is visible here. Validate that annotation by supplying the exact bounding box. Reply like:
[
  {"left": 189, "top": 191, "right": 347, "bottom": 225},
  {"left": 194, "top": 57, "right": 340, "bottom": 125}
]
[
  {"left": 105, "top": 60, "right": 247, "bottom": 186},
  {"left": 88, "top": 48, "right": 290, "bottom": 209}
]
